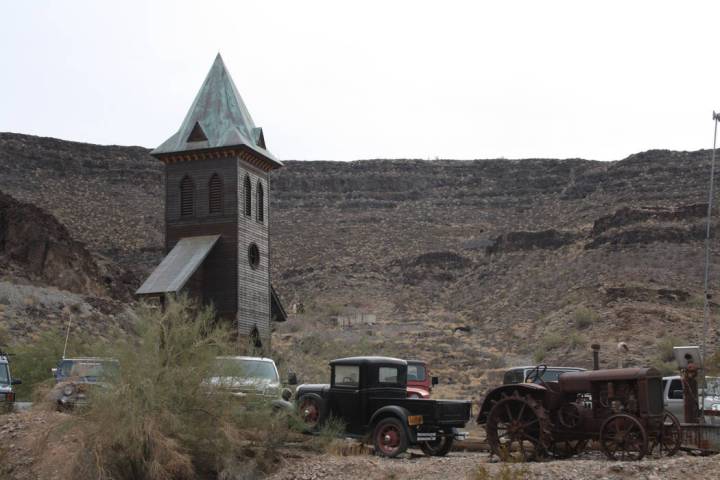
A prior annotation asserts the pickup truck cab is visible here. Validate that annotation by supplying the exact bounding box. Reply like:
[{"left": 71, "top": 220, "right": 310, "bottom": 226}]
[
  {"left": 662, "top": 375, "right": 720, "bottom": 425},
  {"left": 406, "top": 360, "right": 438, "bottom": 399},
  {"left": 295, "top": 356, "right": 470, "bottom": 457}
]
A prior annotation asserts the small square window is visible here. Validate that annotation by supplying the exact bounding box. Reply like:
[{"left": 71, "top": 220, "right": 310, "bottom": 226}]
[
  {"left": 379, "top": 367, "right": 399, "bottom": 384},
  {"left": 334, "top": 365, "right": 359, "bottom": 387}
]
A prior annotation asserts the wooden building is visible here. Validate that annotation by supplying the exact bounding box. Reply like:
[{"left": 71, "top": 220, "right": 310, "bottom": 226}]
[{"left": 137, "top": 54, "right": 286, "bottom": 348}]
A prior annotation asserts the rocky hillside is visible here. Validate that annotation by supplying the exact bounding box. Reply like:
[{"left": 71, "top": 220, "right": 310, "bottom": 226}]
[{"left": 1, "top": 131, "right": 719, "bottom": 396}]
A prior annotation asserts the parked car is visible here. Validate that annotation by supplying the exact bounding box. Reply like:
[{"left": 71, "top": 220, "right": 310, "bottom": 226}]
[
  {"left": 502, "top": 365, "right": 586, "bottom": 385},
  {"left": 208, "top": 356, "right": 295, "bottom": 410},
  {"left": 406, "top": 360, "right": 438, "bottom": 399},
  {"left": 295, "top": 356, "right": 471, "bottom": 457},
  {"left": 50, "top": 357, "right": 119, "bottom": 409},
  {"left": 0, "top": 352, "right": 21, "bottom": 412},
  {"left": 662, "top": 375, "right": 720, "bottom": 425}
]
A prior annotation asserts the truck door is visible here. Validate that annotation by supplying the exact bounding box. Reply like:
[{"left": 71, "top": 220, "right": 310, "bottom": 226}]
[
  {"left": 664, "top": 378, "right": 684, "bottom": 421},
  {"left": 329, "top": 364, "right": 362, "bottom": 434}
]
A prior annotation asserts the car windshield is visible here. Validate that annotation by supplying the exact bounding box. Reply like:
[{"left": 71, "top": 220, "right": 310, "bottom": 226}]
[
  {"left": 407, "top": 364, "right": 426, "bottom": 382},
  {"left": 704, "top": 377, "right": 720, "bottom": 396},
  {"left": 213, "top": 358, "right": 278, "bottom": 382},
  {"left": 60, "top": 360, "right": 118, "bottom": 379},
  {"left": 0, "top": 364, "right": 9, "bottom": 385}
]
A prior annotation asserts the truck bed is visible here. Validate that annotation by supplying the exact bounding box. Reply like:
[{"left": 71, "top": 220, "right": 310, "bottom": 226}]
[{"left": 370, "top": 397, "right": 471, "bottom": 426}]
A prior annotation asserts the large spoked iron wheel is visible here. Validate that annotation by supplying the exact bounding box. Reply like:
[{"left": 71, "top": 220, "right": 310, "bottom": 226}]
[
  {"left": 419, "top": 429, "right": 454, "bottom": 457},
  {"left": 298, "top": 396, "right": 323, "bottom": 432},
  {"left": 650, "top": 411, "right": 682, "bottom": 457},
  {"left": 485, "top": 391, "right": 551, "bottom": 462},
  {"left": 600, "top": 414, "right": 648, "bottom": 461},
  {"left": 373, "top": 417, "right": 409, "bottom": 457}
]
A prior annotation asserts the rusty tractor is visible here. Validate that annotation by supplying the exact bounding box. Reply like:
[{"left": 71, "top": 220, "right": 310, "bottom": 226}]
[{"left": 477, "top": 365, "right": 681, "bottom": 461}]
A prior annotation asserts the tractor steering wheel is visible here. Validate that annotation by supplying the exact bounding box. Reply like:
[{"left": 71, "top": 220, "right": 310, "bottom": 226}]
[{"left": 524, "top": 364, "right": 548, "bottom": 385}]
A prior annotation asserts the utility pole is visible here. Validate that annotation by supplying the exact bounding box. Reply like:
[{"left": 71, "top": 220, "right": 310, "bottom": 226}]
[{"left": 701, "top": 111, "right": 720, "bottom": 422}]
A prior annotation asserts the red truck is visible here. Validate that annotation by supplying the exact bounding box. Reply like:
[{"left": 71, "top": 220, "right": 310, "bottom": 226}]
[{"left": 407, "top": 360, "right": 438, "bottom": 399}]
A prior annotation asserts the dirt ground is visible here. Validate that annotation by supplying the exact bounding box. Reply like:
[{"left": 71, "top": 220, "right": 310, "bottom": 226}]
[{"left": 3, "top": 411, "right": 719, "bottom": 480}]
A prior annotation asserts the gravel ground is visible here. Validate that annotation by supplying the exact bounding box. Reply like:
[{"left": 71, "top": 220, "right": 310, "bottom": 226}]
[{"left": 267, "top": 448, "right": 720, "bottom": 480}]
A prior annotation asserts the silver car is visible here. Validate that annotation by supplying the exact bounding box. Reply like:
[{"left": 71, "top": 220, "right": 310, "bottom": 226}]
[{"left": 662, "top": 375, "right": 720, "bottom": 425}]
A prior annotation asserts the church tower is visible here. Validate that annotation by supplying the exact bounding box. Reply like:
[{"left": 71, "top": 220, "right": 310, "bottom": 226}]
[{"left": 137, "top": 54, "right": 286, "bottom": 348}]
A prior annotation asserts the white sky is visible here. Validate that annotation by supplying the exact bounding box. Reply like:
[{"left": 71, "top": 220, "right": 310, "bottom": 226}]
[{"left": 2, "top": 1, "right": 720, "bottom": 161}]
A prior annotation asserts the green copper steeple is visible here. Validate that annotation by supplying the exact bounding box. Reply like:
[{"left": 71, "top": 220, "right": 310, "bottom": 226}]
[{"left": 152, "top": 54, "right": 280, "bottom": 166}]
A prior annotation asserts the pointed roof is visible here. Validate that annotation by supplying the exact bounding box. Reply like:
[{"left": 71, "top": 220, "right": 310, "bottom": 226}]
[{"left": 152, "top": 54, "right": 281, "bottom": 168}]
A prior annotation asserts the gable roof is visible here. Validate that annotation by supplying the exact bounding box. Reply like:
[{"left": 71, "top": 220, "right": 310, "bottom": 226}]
[{"left": 151, "top": 54, "right": 282, "bottom": 169}]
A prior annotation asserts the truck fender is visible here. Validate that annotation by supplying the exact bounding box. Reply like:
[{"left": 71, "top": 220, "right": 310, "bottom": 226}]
[{"left": 369, "top": 405, "right": 413, "bottom": 441}]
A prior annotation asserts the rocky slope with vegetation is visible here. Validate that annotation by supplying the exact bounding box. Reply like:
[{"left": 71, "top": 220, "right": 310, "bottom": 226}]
[{"left": 1, "top": 132, "right": 719, "bottom": 398}]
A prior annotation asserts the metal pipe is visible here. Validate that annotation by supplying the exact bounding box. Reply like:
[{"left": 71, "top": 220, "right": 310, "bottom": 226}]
[{"left": 591, "top": 343, "right": 600, "bottom": 370}]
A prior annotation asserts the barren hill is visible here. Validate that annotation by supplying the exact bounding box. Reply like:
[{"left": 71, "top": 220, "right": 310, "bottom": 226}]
[{"left": 1, "top": 131, "right": 719, "bottom": 395}]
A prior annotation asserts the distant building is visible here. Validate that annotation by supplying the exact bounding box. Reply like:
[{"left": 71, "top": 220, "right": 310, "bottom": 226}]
[{"left": 137, "top": 54, "right": 286, "bottom": 349}]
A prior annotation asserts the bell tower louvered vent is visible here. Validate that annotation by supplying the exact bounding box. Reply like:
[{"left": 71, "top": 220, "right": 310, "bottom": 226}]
[
  {"left": 180, "top": 175, "right": 194, "bottom": 216},
  {"left": 187, "top": 122, "right": 207, "bottom": 142},
  {"left": 209, "top": 173, "right": 222, "bottom": 214}
]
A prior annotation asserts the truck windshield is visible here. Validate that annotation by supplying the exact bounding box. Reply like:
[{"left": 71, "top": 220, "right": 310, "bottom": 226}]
[
  {"left": 0, "top": 364, "right": 9, "bottom": 385},
  {"left": 60, "top": 360, "right": 118, "bottom": 379},
  {"left": 213, "top": 359, "right": 278, "bottom": 382},
  {"left": 408, "top": 364, "right": 426, "bottom": 381}
]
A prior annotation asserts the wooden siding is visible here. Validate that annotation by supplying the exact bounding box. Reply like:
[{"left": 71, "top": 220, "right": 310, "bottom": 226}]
[
  {"left": 165, "top": 157, "right": 239, "bottom": 317},
  {"left": 237, "top": 161, "right": 271, "bottom": 346},
  {"left": 166, "top": 222, "right": 238, "bottom": 317}
]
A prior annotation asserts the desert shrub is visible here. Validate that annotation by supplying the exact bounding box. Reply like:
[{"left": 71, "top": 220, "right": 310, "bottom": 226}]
[
  {"left": 656, "top": 336, "right": 683, "bottom": 363},
  {"left": 573, "top": 307, "right": 598, "bottom": 330},
  {"left": 650, "top": 359, "right": 677, "bottom": 376},
  {"left": 65, "top": 297, "right": 290, "bottom": 480},
  {"left": 532, "top": 347, "right": 546, "bottom": 364},
  {"left": 472, "top": 463, "right": 529, "bottom": 480},
  {"left": 567, "top": 332, "right": 587, "bottom": 350},
  {"left": 541, "top": 333, "right": 564, "bottom": 351}
]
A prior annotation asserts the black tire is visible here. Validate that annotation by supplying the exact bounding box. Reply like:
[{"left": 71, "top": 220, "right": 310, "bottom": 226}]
[
  {"left": 419, "top": 431, "right": 454, "bottom": 456},
  {"left": 373, "top": 417, "right": 409, "bottom": 458}
]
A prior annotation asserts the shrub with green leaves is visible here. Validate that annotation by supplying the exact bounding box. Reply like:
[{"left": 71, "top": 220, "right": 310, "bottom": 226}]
[{"left": 64, "top": 297, "right": 292, "bottom": 479}]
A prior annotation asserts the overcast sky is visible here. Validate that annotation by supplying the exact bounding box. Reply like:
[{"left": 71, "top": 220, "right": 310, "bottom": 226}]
[{"left": 2, "top": 1, "right": 719, "bottom": 161}]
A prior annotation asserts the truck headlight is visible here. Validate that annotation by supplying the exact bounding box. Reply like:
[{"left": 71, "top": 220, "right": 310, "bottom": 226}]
[{"left": 63, "top": 385, "right": 75, "bottom": 396}]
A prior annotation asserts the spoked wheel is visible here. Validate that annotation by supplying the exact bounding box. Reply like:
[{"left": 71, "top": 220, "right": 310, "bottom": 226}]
[
  {"left": 600, "top": 414, "right": 648, "bottom": 461},
  {"left": 298, "top": 396, "right": 323, "bottom": 432},
  {"left": 419, "top": 429, "right": 454, "bottom": 456},
  {"left": 373, "top": 417, "right": 408, "bottom": 457},
  {"left": 485, "top": 391, "right": 551, "bottom": 461},
  {"left": 549, "top": 439, "right": 589, "bottom": 459},
  {"left": 650, "top": 411, "right": 682, "bottom": 457}
]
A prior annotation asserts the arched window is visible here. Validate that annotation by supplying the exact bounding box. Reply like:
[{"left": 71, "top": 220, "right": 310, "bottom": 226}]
[
  {"left": 244, "top": 175, "right": 252, "bottom": 217},
  {"left": 180, "top": 175, "right": 194, "bottom": 217},
  {"left": 209, "top": 173, "right": 222, "bottom": 214},
  {"left": 256, "top": 181, "right": 264, "bottom": 223}
]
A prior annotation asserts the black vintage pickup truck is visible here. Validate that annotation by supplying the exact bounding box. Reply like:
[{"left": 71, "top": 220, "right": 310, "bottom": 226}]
[{"left": 295, "top": 356, "right": 471, "bottom": 457}]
